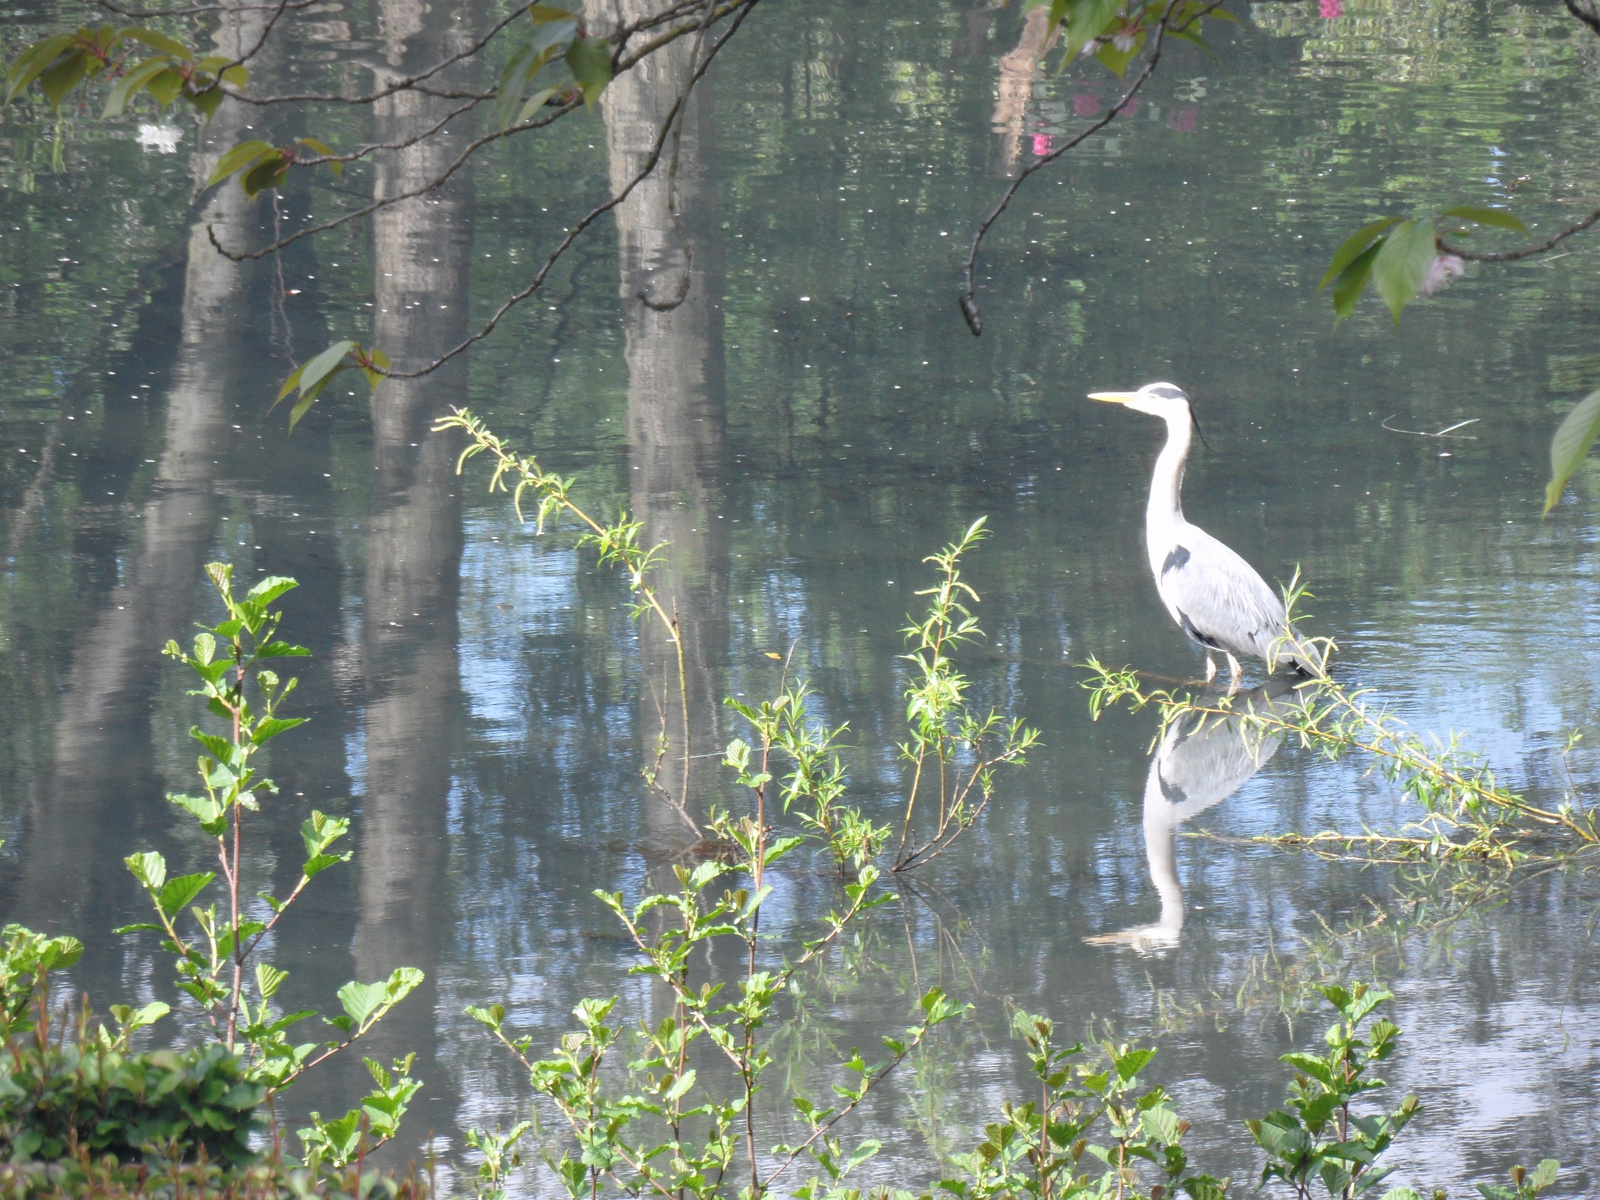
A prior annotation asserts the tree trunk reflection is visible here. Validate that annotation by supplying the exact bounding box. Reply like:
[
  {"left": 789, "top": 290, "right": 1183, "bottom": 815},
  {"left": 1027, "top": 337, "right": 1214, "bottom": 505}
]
[
  {"left": 594, "top": 0, "right": 729, "bottom": 843},
  {"left": 16, "top": 5, "right": 274, "bottom": 932},
  {"left": 347, "top": 0, "right": 475, "bottom": 1152}
]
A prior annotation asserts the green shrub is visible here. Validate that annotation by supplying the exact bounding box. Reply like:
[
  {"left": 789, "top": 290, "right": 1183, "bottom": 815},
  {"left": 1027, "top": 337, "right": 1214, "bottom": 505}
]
[{"left": 0, "top": 1010, "right": 264, "bottom": 1165}]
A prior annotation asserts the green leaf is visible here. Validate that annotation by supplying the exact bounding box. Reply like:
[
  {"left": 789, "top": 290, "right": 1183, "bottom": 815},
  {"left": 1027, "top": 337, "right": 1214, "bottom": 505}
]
[
  {"left": 360, "top": 347, "right": 390, "bottom": 389},
  {"left": 158, "top": 872, "right": 215, "bottom": 916},
  {"left": 1319, "top": 216, "right": 1404, "bottom": 291},
  {"left": 335, "top": 967, "right": 422, "bottom": 1033},
  {"left": 1113, "top": 1046, "right": 1154, "bottom": 1081},
  {"left": 1544, "top": 388, "right": 1600, "bottom": 515},
  {"left": 1281, "top": 1051, "right": 1336, "bottom": 1088},
  {"left": 565, "top": 36, "right": 612, "bottom": 105},
  {"left": 37, "top": 49, "right": 93, "bottom": 110},
  {"left": 169, "top": 791, "right": 227, "bottom": 835},
  {"left": 338, "top": 982, "right": 385, "bottom": 1028},
  {"left": 256, "top": 962, "right": 287, "bottom": 999},
  {"left": 1094, "top": 29, "right": 1144, "bottom": 77},
  {"left": 1321, "top": 1141, "right": 1376, "bottom": 1164},
  {"left": 515, "top": 86, "right": 558, "bottom": 126},
  {"left": 111, "top": 1000, "right": 170, "bottom": 1033},
  {"left": 246, "top": 575, "right": 298, "bottom": 605},
  {"left": 1437, "top": 204, "right": 1525, "bottom": 233},
  {"left": 281, "top": 340, "right": 357, "bottom": 431},
  {"left": 125, "top": 850, "right": 167, "bottom": 892},
  {"left": 466, "top": 1003, "right": 505, "bottom": 1031},
  {"left": 103, "top": 57, "right": 168, "bottom": 117},
  {"left": 1371, "top": 218, "right": 1436, "bottom": 324},
  {"left": 258, "top": 639, "right": 311, "bottom": 658},
  {"left": 252, "top": 716, "right": 308, "bottom": 746},
  {"left": 206, "top": 138, "right": 275, "bottom": 187},
  {"left": 1330, "top": 239, "right": 1382, "bottom": 322},
  {"left": 1063, "top": 0, "right": 1120, "bottom": 62},
  {"left": 5, "top": 33, "right": 77, "bottom": 104},
  {"left": 191, "top": 85, "right": 224, "bottom": 119},
  {"left": 120, "top": 27, "right": 194, "bottom": 60},
  {"left": 240, "top": 150, "right": 289, "bottom": 196}
]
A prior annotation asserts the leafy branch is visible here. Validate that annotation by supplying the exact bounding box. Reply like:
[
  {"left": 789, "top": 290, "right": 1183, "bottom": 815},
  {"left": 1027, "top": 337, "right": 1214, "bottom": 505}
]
[
  {"left": 436, "top": 408, "right": 700, "bottom": 836},
  {"left": 1081, "top": 657, "right": 1600, "bottom": 861},
  {"left": 111, "top": 564, "right": 425, "bottom": 1160},
  {"left": 894, "top": 518, "right": 1040, "bottom": 872}
]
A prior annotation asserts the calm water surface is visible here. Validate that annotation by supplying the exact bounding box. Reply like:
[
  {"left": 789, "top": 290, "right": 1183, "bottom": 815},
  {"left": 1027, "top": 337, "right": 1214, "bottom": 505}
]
[{"left": 3, "top": 0, "right": 1600, "bottom": 1192}]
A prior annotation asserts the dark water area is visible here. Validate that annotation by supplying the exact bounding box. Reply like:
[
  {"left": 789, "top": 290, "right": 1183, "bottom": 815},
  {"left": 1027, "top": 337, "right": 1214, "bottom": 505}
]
[{"left": 3, "top": 0, "right": 1600, "bottom": 1192}]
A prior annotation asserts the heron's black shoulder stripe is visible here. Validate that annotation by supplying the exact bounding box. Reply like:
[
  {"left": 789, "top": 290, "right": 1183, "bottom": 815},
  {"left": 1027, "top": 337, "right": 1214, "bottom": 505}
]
[
  {"left": 1161, "top": 545, "right": 1190, "bottom": 577},
  {"left": 1177, "top": 609, "right": 1221, "bottom": 650}
]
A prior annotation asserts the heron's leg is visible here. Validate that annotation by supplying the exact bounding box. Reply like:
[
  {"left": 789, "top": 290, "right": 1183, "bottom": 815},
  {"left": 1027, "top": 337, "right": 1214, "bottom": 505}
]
[
  {"left": 1225, "top": 651, "right": 1243, "bottom": 694},
  {"left": 1203, "top": 652, "right": 1217, "bottom": 684}
]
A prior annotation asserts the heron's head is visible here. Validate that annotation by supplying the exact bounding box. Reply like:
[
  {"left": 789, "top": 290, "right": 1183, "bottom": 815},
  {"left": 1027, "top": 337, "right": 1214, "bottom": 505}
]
[{"left": 1087, "top": 382, "right": 1191, "bottom": 421}]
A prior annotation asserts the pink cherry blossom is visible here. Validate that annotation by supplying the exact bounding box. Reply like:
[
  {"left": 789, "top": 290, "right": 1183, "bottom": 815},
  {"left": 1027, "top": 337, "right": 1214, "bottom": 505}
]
[
  {"left": 1319, "top": 0, "right": 1341, "bottom": 17},
  {"left": 1418, "top": 254, "right": 1466, "bottom": 296},
  {"left": 1032, "top": 134, "right": 1053, "bottom": 156},
  {"left": 1073, "top": 93, "right": 1103, "bottom": 117}
]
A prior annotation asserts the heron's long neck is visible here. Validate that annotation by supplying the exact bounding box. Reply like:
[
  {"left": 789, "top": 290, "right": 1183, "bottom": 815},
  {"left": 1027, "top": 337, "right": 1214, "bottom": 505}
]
[
  {"left": 1146, "top": 412, "right": 1191, "bottom": 533},
  {"left": 1142, "top": 765, "right": 1184, "bottom": 934}
]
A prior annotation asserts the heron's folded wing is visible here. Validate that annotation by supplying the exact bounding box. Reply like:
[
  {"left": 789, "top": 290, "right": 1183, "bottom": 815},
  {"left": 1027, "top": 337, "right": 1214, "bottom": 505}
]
[{"left": 1157, "top": 532, "right": 1287, "bottom": 661}]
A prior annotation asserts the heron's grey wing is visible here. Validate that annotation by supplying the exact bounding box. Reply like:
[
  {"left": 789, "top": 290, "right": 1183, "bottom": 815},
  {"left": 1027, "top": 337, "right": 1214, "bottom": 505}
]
[{"left": 1155, "top": 526, "right": 1288, "bottom": 663}]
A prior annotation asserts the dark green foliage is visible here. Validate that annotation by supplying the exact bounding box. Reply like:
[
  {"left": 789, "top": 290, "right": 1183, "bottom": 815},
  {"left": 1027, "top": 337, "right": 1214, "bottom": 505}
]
[
  {"left": 0, "top": 1033, "right": 263, "bottom": 1166},
  {"left": 0, "top": 1151, "right": 431, "bottom": 1200}
]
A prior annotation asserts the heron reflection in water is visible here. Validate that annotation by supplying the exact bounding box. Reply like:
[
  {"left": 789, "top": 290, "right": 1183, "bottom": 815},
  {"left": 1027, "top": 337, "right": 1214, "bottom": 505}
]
[
  {"left": 1086, "top": 680, "right": 1296, "bottom": 952},
  {"left": 1088, "top": 383, "right": 1323, "bottom": 690}
]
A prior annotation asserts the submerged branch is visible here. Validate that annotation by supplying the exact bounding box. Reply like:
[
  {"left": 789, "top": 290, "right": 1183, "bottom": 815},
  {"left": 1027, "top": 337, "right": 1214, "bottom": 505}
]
[
  {"left": 1082, "top": 656, "right": 1600, "bottom": 859},
  {"left": 436, "top": 409, "right": 702, "bottom": 838}
]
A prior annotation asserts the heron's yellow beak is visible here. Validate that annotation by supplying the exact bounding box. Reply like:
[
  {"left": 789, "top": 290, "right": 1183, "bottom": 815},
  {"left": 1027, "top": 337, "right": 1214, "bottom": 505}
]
[{"left": 1087, "top": 391, "right": 1140, "bottom": 405}]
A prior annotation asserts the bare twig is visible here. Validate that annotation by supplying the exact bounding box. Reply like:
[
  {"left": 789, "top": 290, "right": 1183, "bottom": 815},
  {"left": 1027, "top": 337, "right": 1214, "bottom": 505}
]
[
  {"left": 204, "top": 0, "right": 752, "bottom": 264},
  {"left": 226, "top": 4, "right": 528, "bottom": 106},
  {"left": 959, "top": 0, "right": 1195, "bottom": 335},
  {"left": 1378, "top": 415, "right": 1479, "bottom": 439},
  {"left": 1565, "top": 0, "right": 1600, "bottom": 35},
  {"left": 1438, "top": 205, "right": 1600, "bottom": 263},
  {"left": 89, "top": 0, "right": 315, "bottom": 18},
  {"left": 295, "top": 97, "right": 483, "bottom": 167},
  {"left": 206, "top": 98, "right": 582, "bottom": 261},
  {"left": 384, "top": 0, "right": 760, "bottom": 379}
]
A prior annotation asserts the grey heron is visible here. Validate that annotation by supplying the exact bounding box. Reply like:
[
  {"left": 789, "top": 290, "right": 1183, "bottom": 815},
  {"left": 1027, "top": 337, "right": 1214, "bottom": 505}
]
[
  {"left": 1088, "top": 382, "right": 1321, "bottom": 688},
  {"left": 1086, "top": 680, "right": 1293, "bottom": 951}
]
